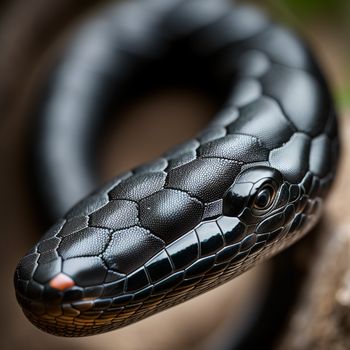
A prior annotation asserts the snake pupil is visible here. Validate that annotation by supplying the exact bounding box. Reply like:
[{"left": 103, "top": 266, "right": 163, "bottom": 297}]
[{"left": 254, "top": 186, "right": 274, "bottom": 209}]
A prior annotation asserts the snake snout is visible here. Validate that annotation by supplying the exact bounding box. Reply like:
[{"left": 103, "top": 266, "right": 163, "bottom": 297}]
[{"left": 14, "top": 243, "right": 124, "bottom": 336}]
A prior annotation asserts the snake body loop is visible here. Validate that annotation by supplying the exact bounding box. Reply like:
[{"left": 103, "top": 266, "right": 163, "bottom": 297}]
[{"left": 14, "top": 0, "right": 339, "bottom": 337}]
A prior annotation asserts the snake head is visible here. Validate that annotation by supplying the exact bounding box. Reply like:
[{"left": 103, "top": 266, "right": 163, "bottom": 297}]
[{"left": 14, "top": 158, "right": 325, "bottom": 337}]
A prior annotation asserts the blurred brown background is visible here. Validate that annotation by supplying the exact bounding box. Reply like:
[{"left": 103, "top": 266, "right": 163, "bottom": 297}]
[{"left": 0, "top": 0, "right": 349, "bottom": 349}]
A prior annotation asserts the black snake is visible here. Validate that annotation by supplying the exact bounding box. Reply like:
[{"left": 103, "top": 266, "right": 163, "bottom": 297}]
[{"left": 14, "top": 0, "right": 339, "bottom": 339}]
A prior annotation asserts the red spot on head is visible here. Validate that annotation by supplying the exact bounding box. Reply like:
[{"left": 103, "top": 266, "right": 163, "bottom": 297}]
[{"left": 49, "top": 273, "right": 75, "bottom": 291}]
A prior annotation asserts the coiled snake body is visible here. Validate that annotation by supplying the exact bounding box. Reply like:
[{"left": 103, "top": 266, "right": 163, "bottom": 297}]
[{"left": 14, "top": 0, "right": 339, "bottom": 338}]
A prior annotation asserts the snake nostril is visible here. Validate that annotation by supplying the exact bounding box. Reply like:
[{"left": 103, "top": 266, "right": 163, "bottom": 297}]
[{"left": 49, "top": 273, "right": 75, "bottom": 291}]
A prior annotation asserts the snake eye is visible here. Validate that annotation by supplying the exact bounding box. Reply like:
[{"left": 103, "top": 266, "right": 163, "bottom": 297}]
[
  {"left": 223, "top": 166, "right": 283, "bottom": 217},
  {"left": 252, "top": 185, "right": 275, "bottom": 211}
]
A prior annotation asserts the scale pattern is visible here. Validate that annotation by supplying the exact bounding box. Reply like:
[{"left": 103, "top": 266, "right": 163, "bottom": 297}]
[{"left": 14, "top": 0, "right": 339, "bottom": 337}]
